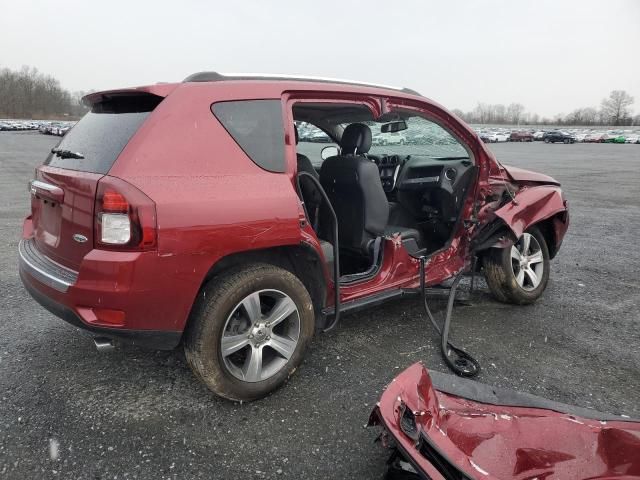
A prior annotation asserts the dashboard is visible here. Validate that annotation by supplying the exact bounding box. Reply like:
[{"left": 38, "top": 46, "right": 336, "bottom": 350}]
[
  {"left": 369, "top": 154, "right": 473, "bottom": 195},
  {"left": 369, "top": 154, "right": 402, "bottom": 192}
]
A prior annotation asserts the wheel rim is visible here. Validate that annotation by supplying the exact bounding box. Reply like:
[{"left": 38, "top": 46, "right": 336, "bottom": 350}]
[
  {"left": 511, "top": 233, "right": 544, "bottom": 291},
  {"left": 220, "top": 289, "right": 300, "bottom": 383}
]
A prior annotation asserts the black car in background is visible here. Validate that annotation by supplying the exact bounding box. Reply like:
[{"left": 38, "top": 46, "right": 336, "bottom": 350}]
[{"left": 543, "top": 131, "right": 575, "bottom": 144}]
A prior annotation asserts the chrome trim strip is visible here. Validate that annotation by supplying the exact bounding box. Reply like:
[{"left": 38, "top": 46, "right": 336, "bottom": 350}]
[
  {"left": 18, "top": 240, "right": 77, "bottom": 293},
  {"left": 29, "top": 180, "right": 62, "bottom": 195}
]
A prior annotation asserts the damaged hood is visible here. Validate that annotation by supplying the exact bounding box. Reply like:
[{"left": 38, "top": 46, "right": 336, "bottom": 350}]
[
  {"left": 502, "top": 164, "right": 560, "bottom": 186},
  {"left": 370, "top": 363, "right": 640, "bottom": 480}
]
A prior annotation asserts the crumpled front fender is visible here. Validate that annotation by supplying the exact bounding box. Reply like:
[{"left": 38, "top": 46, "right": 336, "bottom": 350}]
[{"left": 493, "top": 185, "right": 568, "bottom": 239}]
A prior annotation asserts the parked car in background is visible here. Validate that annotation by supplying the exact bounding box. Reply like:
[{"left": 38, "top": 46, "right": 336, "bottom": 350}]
[
  {"left": 307, "top": 129, "right": 332, "bottom": 142},
  {"left": 509, "top": 131, "right": 533, "bottom": 142},
  {"left": 0, "top": 122, "right": 12, "bottom": 131},
  {"left": 377, "top": 131, "right": 407, "bottom": 145},
  {"left": 624, "top": 135, "right": 639, "bottom": 144},
  {"left": 532, "top": 131, "right": 546, "bottom": 141},
  {"left": 604, "top": 134, "right": 626, "bottom": 143},
  {"left": 584, "top": 133, "right": 605, "bottom": 143},
  {"left": 573, "top": 133, "right": 588, "bottom": 142},
  {"left": 483, "top": 132, "right": 509, "bottom": 143},
  {"left": 543, "top": 131, "right": 575, "bottom": 144}
]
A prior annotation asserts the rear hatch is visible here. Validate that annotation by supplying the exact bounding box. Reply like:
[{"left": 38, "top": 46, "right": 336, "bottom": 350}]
[{"left": 31, "top": 93, "right": 163, "bottom": 271}]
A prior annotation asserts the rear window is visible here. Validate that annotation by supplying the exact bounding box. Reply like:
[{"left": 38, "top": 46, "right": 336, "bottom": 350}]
[
  {"left": 44, "top": 94, "right": 162, "bottom": 174},
  {"left": 212, "top": 100, "right": 285, "bottom": 173}
]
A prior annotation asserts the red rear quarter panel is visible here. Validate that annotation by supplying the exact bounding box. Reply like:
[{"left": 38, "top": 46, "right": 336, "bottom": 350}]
[{"left": 107, "top": 83, "right": 303, "bottom": 331}]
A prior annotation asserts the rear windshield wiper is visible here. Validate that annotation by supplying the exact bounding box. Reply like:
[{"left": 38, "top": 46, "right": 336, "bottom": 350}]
[{"left": 51, "top": 148, "right": 84, "bottom": 159}]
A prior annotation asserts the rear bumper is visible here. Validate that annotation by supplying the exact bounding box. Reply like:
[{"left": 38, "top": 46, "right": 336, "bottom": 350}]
[
  {"left": 19, "top": 238, "right": 78, "bottom": 292},
  {"left": 18, "top": 238, "right": 184, "bottom": 350},
  {"left": 20, "top": 267, "right": 181, "bottom": 349}
]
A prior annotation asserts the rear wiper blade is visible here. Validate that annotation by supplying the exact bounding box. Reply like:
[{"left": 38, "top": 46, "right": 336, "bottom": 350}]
[{"left": 51, "top": 148, "right": 84, "bottom": 159}]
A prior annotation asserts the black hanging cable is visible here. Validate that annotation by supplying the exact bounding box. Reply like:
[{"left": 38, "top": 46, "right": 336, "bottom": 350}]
[{"left": 419, "top": 256, "right": 480, "bottom": 377}]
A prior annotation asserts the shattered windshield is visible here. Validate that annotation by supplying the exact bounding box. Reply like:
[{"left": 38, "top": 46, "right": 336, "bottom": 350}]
[{"left": 359, "top": 116, "right": 468, "bottom": 158}]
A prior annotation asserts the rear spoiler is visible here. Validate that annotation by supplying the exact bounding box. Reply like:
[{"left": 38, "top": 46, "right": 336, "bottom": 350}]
[{"left": 82, "top": 83, "right": 179, "bottom": 107}]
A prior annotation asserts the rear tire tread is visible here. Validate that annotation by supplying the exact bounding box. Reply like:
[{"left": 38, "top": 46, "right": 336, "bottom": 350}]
[{"left": 184, "top": 263, "right": 315, "bottom": 401}]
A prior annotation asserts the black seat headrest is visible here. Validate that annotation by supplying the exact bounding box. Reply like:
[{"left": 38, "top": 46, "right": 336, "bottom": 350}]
[
  {"left": 294, "top": 124, "right": 299, "bottom": 145},
  {"left": 340, "top": 123, "right": 372, "bottom": 154}
]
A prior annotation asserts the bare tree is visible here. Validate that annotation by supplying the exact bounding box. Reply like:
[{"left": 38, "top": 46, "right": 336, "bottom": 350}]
[
  {"left": 506, "top": 103, "right": 525, "bottom": 125},
  {"left": 0, "top": 65, "right": 88, "bottom": 119},
  {"left": 600, "top": 90, "right": 634, "bottom": 126}
]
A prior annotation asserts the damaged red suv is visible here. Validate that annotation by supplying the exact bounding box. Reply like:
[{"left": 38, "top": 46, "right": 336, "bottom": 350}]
[{"left": 19, "top": 72, "right": 569, "bottom": 401}]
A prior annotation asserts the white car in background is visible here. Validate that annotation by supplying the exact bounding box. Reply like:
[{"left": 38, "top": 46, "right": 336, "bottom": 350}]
[
  {"left": 376, "top": 131, "right": 407, "bottom": 145},
  {"left": 574, "top": 133, "right": 588, "bottom": 142},
  {"left": 532, "top": 131, "right": 545, "bottom": 140},
  {"left": 487, "top": 132, "right": 510, "bottom": 143},
  {"left": 625, "top": 135, "right": 639, "bottom": 144}
]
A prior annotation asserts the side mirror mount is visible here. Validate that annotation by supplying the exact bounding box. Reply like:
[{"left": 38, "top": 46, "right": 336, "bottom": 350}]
[
  {"left": 321, "top": 145, "right": 339, "bottom": 160},
  {"left": 381, "top": 120, "right": 408, "bottom": 133}
]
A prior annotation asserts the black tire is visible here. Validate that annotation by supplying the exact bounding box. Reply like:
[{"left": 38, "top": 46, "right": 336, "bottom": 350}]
[
  {"left": 184, "top": 263, "right": 315, "bottom": 401},
  {"left": 563, "top": 138, "right": 570, "bottom": 144},
  {"left": 483, "top": 226, "right": 550, "bottom": 305}
]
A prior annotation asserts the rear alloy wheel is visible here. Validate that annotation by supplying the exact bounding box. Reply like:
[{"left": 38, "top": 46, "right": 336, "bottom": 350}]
[
  {"left": 221, "top": 289, "right": 300, "bottom": 383},
  {"left": 564, "top": 138, "right": 570, "bottom": 144},
  {"left": 544, "top": 138, "right": 550, "bottom": 143},
  {"left": 184, "top": 264, "right": 315, "bottom": 401},
  {"left": 484, "top": 227, "right": 550, "bottom": 304}
]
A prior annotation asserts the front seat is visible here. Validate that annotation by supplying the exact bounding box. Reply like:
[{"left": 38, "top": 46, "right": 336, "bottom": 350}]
[{"left": 319, "top": 123, "right": 388, "bottom": 254}]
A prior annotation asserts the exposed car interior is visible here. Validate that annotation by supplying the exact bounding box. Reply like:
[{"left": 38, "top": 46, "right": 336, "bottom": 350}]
[{"left": 293, "top": 102, "right": 476, "bottom": 279}]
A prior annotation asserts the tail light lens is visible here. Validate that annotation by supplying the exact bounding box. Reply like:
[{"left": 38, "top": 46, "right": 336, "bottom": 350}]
[{"left": 95, "top": 176, "right": 157, "bottom": 251}]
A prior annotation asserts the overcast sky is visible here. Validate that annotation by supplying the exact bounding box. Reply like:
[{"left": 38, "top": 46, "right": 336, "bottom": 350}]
[{"left": 1, "top": 0, "right": 639, "bottom": 117}]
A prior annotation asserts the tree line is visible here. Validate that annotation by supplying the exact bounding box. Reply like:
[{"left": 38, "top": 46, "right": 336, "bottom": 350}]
[
  {"left": 0, "top": 66, "right": 88, "bottom": 119},
  {"left": 453, "top": 90, "right": 638, "bottom": 126},
  {"left": 1, "top": 66, "right": 638, "bottom": 127}
]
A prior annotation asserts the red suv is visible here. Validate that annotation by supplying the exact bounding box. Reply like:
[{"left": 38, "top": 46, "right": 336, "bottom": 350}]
[{"left": 19, "top": 73, "right": 569, "bottom": 401}]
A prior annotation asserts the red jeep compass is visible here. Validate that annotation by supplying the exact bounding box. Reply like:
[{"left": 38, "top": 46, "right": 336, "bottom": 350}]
[{"left": 19, "top": 72, "right": 569, "bottom": 401}]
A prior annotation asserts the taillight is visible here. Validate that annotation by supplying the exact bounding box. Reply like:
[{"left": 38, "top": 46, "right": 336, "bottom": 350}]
[{"left": 95, "top": 176, "right": 157, "bottom": 251}]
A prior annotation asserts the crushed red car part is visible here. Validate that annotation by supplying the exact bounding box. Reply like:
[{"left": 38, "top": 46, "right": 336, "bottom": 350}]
[{"left": 369, "top": 363, "right": 640, "bottom": 480}]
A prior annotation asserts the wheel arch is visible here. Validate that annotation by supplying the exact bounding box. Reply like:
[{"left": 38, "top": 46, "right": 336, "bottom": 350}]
[
  {"left": 183, "top": 244, "right": 329, "bottom": 338},
  {"left": 529, "top": 212, "right": 568, "bottom": 259}
]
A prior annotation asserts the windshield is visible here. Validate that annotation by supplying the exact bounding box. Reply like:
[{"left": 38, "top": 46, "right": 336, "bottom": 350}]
[{"left": 360, "top": 116, "right": 468, "bottom": 159}]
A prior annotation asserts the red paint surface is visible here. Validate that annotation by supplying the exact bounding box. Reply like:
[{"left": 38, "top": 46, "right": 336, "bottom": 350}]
[
  {"left": 21, "top": 79, "right": 570, "bottom": 338},
  {"left": 502, "top": 165, "right": 560, "bottom": 186},
  {"left": 373, "top": 363, "right": 640, "bottom": 480}
]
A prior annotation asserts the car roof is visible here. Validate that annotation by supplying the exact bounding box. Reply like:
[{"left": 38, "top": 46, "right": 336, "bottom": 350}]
[{"left": 182, "top": 71, "right": 422, "bottom": 96}]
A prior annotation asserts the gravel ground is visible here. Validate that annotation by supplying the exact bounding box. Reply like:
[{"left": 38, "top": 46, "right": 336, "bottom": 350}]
[{"left": 1, "top": 132, "right": 639, "bottom": 479}]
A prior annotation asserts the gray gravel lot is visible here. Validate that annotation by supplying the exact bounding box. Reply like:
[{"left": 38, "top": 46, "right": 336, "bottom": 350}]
[{"left": 1, "top": 132, "right": 639, "bottom": 479}]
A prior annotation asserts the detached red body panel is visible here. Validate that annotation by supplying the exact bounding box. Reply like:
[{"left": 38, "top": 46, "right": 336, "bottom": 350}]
[{"left": 371, "top": 363, "right": 640, "bottom": 480}]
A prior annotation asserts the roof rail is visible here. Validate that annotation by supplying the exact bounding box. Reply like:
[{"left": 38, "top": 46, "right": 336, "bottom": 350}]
[{"left": 182, "top": 72, "right": 421, "bottom": 96}]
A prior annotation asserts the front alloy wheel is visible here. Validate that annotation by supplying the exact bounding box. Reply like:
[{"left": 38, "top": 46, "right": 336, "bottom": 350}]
[
  {"left": 510, "top": 233, "right": 544, "bottom": 291},
  {"left": 484, "top": 226, "right": 551, "bottom": 304}
]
